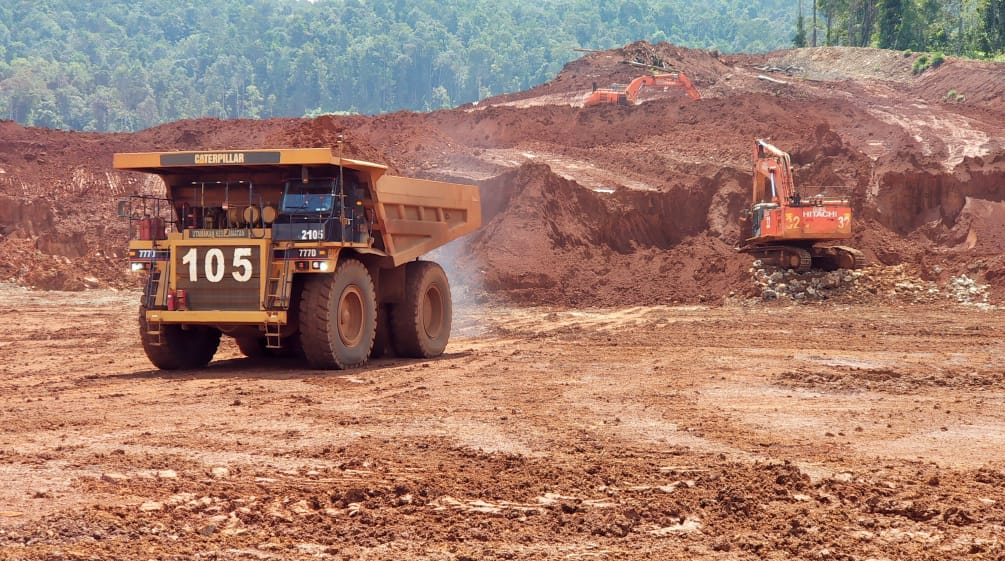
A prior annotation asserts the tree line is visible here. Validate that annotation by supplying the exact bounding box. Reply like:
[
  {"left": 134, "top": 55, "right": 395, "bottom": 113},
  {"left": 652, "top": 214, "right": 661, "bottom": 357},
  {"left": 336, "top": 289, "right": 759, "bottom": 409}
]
[
  {"left": 0, "top": 0, "right": 1000, "bottom": 133},
  {"left": 793, "top": 0, "right": 1005, "bottom": 55}
]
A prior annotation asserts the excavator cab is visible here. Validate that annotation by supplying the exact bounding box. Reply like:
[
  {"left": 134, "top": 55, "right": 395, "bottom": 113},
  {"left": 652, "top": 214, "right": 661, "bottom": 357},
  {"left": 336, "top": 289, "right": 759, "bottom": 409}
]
[{"left": 750, "top": 202, "right": 778, "bottom": 239}]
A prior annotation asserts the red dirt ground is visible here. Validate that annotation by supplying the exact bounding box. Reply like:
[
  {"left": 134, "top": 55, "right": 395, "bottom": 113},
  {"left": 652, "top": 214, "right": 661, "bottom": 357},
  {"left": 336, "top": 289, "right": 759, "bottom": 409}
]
[{"left": 2, "top": 43, "right": 1005, "bottom": 560}]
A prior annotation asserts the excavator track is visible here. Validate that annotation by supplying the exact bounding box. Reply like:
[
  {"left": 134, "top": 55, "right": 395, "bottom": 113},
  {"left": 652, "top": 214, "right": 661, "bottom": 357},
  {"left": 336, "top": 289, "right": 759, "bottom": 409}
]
[
  {"left": 810, "top": 245, "right": 866, "bottom": 271},
  {"left": 788, "top": 247, "right": 813, "bottom": 272},
  {"left": 832, "top": 246, "right": 867, "bottom": 270},
  {"left": 742, "top": 245, "right": 812, "bottom": 272}
]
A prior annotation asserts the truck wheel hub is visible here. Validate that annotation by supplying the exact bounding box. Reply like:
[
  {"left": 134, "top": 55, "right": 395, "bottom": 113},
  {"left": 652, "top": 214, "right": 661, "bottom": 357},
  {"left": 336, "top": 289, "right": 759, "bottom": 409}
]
[{"left": 338, "top": 286, "right": 365, "bottom": 346}]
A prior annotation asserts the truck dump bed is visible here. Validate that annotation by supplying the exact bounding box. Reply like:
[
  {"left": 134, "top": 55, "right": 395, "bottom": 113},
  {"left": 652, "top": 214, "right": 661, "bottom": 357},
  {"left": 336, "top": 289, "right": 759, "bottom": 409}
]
[{"left": 373, "top": 175, "right": 481, "bottom": 265}]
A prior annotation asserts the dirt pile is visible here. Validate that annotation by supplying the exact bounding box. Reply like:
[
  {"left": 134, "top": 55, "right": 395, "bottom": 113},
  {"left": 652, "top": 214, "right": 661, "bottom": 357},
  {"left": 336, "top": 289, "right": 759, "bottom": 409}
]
[
  {"left": 1, "top": 42, "right": 1004, "bottom": 303},
  {"left": 450, "top": 162, "right": 749, "bottom": 306}
]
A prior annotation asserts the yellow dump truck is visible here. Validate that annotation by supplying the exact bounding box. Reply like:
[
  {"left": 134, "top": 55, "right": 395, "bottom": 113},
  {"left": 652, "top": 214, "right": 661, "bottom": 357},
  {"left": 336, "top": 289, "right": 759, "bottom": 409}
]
[{"left": 114, "top": 147, "right": 481, "bottom": 370}]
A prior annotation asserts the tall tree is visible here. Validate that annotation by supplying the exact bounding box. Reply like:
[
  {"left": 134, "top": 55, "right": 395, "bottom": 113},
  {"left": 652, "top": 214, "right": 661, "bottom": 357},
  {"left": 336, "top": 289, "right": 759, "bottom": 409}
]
[
  {"left": 795, "top": 0, "right": 809, "bottom": 46},
  {"left": 981, "top": 0, "right": 1005, "bottom": 52},
  {"left": 877, "top": 0, "right": 904, "bottom": 48},
  {"left": 859, "top": 0, "right": 879, "bottom": 46},
  {"left": 813, "top": 0, "right": 819, "bottom": 45},
  {"left": 817, "top": 0, "right": 847, "bottom": 45}
]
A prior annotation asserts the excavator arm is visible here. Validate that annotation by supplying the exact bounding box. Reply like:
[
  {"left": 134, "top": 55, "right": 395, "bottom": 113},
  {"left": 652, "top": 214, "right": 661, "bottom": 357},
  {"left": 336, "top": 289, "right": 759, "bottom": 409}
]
[
  {"left": 752, "top": 139, "right": 796, "bottom": 204},
  {"left": 622, "top": 76, "right": 652, "bottom": 105},
  {"left": 625, "top": 73, "right": 702, "bottom": 104},
  {"left": 670, "top": 72, "right": 701, "bottom": 101}
]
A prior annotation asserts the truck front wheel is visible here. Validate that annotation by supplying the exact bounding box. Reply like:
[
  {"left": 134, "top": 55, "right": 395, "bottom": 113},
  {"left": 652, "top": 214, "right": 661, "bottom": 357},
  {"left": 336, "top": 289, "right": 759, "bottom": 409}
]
[
  {"left": 299, "top": 259, "right": 376, "bottom": 369},
  {"left": 139, "top": 308, "right": 221, "bottom": 370},
  {"left": 391, "top": 261, "right": 452, "bottom": 358}
]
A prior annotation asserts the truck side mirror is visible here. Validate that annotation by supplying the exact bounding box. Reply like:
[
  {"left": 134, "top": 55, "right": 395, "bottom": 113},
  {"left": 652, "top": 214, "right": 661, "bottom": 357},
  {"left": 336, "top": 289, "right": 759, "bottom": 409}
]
[{"left": 116, "top": 199, "right": 129, "bottom": 218}]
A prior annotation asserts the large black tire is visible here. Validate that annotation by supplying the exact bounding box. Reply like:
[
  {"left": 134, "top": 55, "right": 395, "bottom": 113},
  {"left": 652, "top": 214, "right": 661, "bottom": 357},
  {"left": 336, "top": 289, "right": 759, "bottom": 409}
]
[
  {"left": 139, "top": 307, "right": 221, "bottom": 370},
  {"left": 391, "top": 261, "right": 452, "bottom": 358},
  {"left": 299, "top": 259, "right": 376, "bottom": 369},
  {"left": 370, "top": 303, "right": 395, "bottom": 358},
  {"left": 235, "top": 336, "right": 268, "bottom": 358},
  {"left": 235, "top": 335, "right": 303, "bottom": 359}
]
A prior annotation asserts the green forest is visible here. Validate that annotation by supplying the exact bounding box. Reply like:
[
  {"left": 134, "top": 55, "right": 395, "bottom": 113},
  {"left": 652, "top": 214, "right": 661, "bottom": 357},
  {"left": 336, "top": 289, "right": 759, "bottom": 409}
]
[{"left": 0, "top": 0, "right": 1002, "bottom": 132}]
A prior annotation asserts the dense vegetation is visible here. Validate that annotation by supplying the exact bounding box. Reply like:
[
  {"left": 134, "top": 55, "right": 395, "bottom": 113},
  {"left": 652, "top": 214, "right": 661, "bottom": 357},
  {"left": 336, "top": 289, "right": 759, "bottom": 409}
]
[
  {"left": 0, "top": 0, "right": 1001, "bottom": 132},
  {"left": 797, "top": 0, "right": 1005, "bottom": 56}
]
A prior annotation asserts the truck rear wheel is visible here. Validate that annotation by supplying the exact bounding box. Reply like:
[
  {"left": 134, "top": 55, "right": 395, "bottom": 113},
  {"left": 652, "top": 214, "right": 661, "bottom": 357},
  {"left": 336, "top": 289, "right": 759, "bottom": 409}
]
[
  {"left": 370, "top": 303, "right": 395, "bottom": 358},
  {"left": 235, "top": 335, "right": 302, "bottom": 359},
  {"left": 299, "top": 259, "right": 376, "bottom": 369},
  {"left": 235, "top": 336, "right": 268, "bottom": 358},
  {"left": 391, "top": 261, "right": 452, "bottom": 358},
  {"left": 139, "top": 308, "right": 221, "bottom": 370}
]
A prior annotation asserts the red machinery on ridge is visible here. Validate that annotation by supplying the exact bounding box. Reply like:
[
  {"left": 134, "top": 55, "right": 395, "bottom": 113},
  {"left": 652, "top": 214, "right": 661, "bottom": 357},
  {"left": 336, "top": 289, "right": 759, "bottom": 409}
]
[
  {"left": 583, "top": 73, "right": 701, "bottom": 107},
  {"left": 738, "top": 139, "right": 865, "bottom": 272}
]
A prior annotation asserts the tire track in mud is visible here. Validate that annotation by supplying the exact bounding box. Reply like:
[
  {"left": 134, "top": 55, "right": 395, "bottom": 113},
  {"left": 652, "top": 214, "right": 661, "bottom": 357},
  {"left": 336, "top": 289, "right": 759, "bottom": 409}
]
[{"left": 865, "top": 102, "right": 990, "bottom": 169}]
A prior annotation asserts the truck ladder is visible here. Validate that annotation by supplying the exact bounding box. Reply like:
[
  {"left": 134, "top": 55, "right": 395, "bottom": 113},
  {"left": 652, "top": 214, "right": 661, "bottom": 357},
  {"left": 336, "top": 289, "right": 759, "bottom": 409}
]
[
  {"left": 144, "top": 270, "right": 162, "bottom": 309},
  {"left": 145, "top": 315, "right": 163, "bottom": 346},
  {"left": 143, "top": 256, "right": 169, "bottom": 346},
  {"left": 265, "top": 258, "right": 293, "bottom": 310},
  {"left": 264, "top": 258, "right": 292, "bottom": 349},
  {"left": 264, "top": 315, "right": 283, "bottom": 349}
]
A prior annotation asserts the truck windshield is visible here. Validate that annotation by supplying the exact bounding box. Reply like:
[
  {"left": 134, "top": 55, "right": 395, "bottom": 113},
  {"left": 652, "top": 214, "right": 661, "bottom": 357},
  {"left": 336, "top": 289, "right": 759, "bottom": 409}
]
[
  {"left": 282, "top": 193, "right": 334, "bottom": 212},
  {"left": 281, "top": 178, "right": 338, "bottom": 213}
]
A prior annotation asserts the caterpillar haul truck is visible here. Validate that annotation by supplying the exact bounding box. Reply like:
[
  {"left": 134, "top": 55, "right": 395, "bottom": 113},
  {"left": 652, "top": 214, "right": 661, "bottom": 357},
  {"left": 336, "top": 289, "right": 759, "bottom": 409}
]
[
  {"left": 738, "top": 140, "right": 865, "bottom": 272},
  {"left": 115, "top": 147, "right": 481, "bottom": 370}
]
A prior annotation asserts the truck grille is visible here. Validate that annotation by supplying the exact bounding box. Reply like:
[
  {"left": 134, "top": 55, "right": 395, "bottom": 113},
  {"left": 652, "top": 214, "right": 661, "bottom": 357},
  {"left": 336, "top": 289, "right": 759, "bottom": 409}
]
[{"left": 173, "top": 245, "right": 262, "bottom": 311}]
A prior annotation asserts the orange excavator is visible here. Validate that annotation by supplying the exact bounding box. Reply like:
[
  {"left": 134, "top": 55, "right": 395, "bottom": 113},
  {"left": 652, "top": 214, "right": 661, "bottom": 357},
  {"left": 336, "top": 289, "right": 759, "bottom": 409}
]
[
  {"left": 583, "top": 73, "right": 701, "bottom": 107},
  {"left": 738, "top": 139, "right": 865, "bottom": 272}
]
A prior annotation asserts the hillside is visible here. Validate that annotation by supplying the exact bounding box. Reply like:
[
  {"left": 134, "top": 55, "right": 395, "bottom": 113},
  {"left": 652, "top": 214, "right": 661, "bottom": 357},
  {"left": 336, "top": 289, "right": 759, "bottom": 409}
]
[{"left": 2, "top": 42, "right": 1005, "bottom": 305}]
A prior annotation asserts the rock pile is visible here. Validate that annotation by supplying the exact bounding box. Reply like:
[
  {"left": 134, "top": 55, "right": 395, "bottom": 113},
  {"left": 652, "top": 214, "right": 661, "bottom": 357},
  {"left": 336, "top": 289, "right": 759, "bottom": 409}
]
[
  {"left": 752, "top": 263, "right": 862, "bottom": 302},
  {"left": 751, "top": 262, "right": 992, "bottom": 306},
  {"left": 945, "top": 274, "right": 992, "bottom": 307}
]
